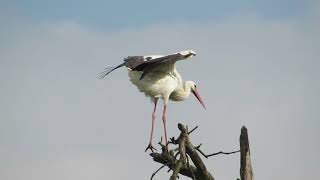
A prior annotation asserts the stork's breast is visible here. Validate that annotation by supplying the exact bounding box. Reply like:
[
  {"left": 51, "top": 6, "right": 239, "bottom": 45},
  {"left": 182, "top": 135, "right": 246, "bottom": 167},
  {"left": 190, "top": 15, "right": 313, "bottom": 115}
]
[{"left": 128, "top": 71, "right": 178, "bottom": 98}]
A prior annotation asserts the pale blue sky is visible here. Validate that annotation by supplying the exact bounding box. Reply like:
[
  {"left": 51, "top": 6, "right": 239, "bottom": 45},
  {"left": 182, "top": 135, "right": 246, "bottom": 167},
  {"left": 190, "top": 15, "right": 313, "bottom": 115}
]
[
  {"left": 0, "top": 1, "right": 319, "bottom": 180},
  {"left": 2, "top": 0, "right": 310, "bottom": 29}
]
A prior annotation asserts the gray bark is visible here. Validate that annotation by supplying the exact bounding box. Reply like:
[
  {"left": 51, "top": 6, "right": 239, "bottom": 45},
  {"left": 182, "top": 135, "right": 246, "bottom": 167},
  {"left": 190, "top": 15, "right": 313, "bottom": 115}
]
[{"left": 240, "top": 126, "right": 254, "bottom": 180}]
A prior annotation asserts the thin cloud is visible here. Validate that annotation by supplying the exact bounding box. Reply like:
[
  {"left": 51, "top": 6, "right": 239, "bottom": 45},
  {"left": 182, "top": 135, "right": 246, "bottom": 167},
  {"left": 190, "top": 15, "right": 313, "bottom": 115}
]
[{"left": 0, "top": 7, "right": 319, "bottom": 180}]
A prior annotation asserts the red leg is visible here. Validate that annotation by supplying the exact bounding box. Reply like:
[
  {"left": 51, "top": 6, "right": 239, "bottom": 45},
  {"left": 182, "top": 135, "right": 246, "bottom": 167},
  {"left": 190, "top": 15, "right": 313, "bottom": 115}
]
[
  {"left": 150, "top": 99, "right": 158, "bottom": 144},
  {"left": 145, "top": 99, "right": 158, "bottom": 152},
  {"left": 162, "top": 104, "right": 168, "bottom": 147}
]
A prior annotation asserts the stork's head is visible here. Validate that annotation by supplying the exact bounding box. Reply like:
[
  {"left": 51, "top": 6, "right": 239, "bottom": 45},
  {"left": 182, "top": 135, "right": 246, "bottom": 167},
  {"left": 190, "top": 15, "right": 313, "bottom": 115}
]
[
  {"left": 179, "top": 50, "right": 197, "bottom": 59},
  {"left": 186, "top": 81, "right": 206, "bottom": 109}
]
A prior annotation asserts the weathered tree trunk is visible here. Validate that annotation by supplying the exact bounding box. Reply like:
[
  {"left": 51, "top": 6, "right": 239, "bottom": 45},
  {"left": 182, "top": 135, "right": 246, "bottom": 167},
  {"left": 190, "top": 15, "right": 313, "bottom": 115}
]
[
  {"left": 240, "top": 126, "right": 254, "bottom": 180},
  {"left": 150, "top": 124, "right": 214, "bottom": 180},
  {"left": 149, "top": 124, "right": 254, "bottom": 180}
]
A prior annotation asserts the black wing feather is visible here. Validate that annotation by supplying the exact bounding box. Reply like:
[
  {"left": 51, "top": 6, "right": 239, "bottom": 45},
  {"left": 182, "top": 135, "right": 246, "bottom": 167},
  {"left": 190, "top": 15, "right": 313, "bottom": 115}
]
[
  {"left": 124, "top": 56, "right": 146, "bottom": 70},
  {"left": 98, "top": 62, "right": 126, "bottom": 79},
  {"left": 99, "top": 53, "right": 184, "bottom": 79},
  {"left": 138, "top": 54, "right": 183, "bottom": 80}
]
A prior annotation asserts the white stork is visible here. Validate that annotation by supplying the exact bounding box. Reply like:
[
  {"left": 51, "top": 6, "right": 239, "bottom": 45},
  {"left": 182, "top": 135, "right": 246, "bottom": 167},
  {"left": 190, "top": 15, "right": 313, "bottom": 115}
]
[{"left": 99, "top": 50, "right": 206, "bottom": 152}]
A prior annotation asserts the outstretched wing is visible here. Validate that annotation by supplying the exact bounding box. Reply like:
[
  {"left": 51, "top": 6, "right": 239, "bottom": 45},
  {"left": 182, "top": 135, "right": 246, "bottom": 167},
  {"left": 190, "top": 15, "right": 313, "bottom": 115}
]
[
  {"left": 125, "top": 53, "right": 184, "bottom": 80},
  {"left": 124, "top": 56, "right": 146, "bottom": 70}
]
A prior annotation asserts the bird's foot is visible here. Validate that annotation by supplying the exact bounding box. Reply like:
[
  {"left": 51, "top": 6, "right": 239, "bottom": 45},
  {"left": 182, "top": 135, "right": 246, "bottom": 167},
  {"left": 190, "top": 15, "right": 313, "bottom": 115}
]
[{"left": 145, "top": 143, "right": 157, "bottom": 152}]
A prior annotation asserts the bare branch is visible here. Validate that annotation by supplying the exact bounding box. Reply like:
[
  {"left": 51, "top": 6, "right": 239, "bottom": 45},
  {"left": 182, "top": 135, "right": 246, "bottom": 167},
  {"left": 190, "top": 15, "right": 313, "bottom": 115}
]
[
  {"left": 170, "top": 132, "right": 187, "bottom": 180},
  {"left": 188, "top": 126, "right": 199, "bottom": 135},
  {"left": 150, "top": 123, "right": 214, "bottom": 180},
  {"left": 150, "top": 164, "right": 167, "bottom": 180},
  {"left": 206, "top": 150, "right": 240, "bottom": 157},
  {"left": 150, "top": 152, "right": 197, "bottom": 179},
  {"left": 195, "top": 146, "right": 240, "bottom": 158}
]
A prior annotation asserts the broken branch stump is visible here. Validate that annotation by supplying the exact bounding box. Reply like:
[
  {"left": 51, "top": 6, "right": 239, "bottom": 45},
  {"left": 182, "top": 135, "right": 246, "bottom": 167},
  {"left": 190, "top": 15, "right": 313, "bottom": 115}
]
[{"left": 240, "top": 126, "right": 254, "bottom": 180}]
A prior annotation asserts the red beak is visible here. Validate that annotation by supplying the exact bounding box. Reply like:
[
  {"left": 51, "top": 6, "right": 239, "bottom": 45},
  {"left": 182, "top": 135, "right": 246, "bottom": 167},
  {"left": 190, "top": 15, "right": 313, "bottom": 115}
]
[{"left": 192, "top": 89, "right": 206, "bottom": 110}]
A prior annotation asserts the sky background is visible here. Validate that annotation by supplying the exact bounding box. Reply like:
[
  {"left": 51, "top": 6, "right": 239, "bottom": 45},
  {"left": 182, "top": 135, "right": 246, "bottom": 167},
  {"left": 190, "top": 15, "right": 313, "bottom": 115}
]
[{"left": 1, "top": 0, "right": 320, "bottom": 180}]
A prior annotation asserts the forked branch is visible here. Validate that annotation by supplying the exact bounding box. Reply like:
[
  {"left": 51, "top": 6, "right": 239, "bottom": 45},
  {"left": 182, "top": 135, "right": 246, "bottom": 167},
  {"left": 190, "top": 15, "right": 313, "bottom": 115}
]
[
  {"left": 150, "top": 123, "right": 215, "bottom": 180},
  {"left": 149, "top": 124, "right": 253, "bottom": 180}
]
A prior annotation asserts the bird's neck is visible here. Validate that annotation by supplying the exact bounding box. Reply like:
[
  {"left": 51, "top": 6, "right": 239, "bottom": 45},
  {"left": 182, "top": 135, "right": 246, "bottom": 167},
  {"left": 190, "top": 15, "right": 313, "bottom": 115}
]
[{"left": 169, "top": 81, "right": 191, "bottom": 101}]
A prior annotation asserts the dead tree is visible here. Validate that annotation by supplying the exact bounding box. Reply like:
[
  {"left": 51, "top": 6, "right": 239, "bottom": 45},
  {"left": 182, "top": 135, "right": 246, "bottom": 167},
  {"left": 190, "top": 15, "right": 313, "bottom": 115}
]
[
  {"left": 149, "top": 124, "right": 254, "bottom": 180},
  {"left": 240, "top": 126, "right": 254, "bottom": 180}
]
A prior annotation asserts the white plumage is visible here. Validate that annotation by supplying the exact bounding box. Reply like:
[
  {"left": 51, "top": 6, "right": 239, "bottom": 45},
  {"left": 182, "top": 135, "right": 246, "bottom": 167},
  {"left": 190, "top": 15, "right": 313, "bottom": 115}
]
[{"left": 100, "top": 50, "right": 205, "bottom": 152}]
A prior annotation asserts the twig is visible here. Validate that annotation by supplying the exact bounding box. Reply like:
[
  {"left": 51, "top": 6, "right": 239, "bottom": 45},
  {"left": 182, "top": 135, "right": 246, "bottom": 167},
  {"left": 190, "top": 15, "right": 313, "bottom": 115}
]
[
  {"left": 188, "top": 126, "right": 199, "bottom": 135},
  {"left": 150, "top": 164, "right": 167, "bottom": 180},
  {"left": 206, "top": 150, "right": 240, "bottom": 157},
  {"left": 195, "top": 146, "right": 240, "bottom": 158},
  {"left": 195, "top": 143, "right": 202, "bottom": 149}
]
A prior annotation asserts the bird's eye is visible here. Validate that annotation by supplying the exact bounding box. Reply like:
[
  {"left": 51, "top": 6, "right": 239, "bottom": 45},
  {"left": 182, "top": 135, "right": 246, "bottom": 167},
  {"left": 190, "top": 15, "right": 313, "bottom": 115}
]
[{"left": 194, "top": 84, "right": 197, "bottom": 88}]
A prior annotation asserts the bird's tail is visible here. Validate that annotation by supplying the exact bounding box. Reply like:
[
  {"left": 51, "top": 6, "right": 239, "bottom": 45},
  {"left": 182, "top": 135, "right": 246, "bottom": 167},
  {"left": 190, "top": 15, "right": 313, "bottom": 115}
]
[{"left": 98, "top": 62, "right": 126, "bottom": 79}]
